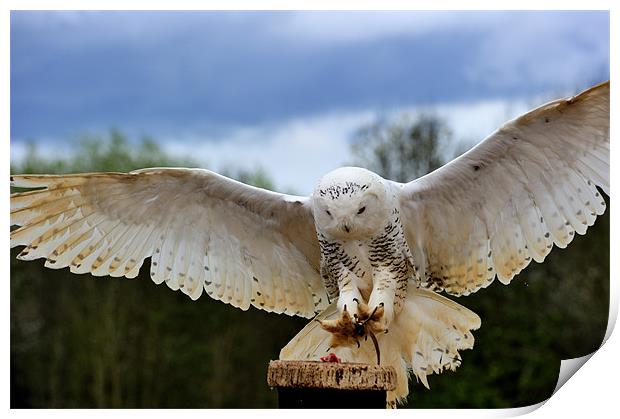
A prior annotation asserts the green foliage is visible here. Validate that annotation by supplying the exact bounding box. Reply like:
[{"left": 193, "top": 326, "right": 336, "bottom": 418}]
[
  {"left": 12, "top": 130, "right": 195, "bottom": 175},
  {"left": 350, "top": 114, "right": 609, "bottom": 408}
]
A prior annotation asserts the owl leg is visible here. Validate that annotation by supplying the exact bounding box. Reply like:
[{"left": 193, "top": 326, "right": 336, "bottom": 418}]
[
  {"left": 363, "top": 269, "right": 399, "bottom": 334},
  {"left": 318, "top": 271, "right": 365, "bottom": 348},
  {"left": 336, "top": 270, "right": 365, "bottom": 320}
]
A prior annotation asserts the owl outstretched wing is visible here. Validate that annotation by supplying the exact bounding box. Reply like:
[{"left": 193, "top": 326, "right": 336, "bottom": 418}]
[
  {"left": 11, "top": 167, "right": 328, "bottom": 316},
  {"left": 397, "top": 81, "right": 609, "bottom": 296}
]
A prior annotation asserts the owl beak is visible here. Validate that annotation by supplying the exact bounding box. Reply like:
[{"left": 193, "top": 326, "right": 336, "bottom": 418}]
[{"left": 342, "top": 222, "right": 351, "bottom": 233}]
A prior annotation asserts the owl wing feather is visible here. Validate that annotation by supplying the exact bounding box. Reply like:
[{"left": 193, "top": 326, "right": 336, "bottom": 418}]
[
  {"left": 10, "top": 167, "right": 327, "bottom": 317},
  {"left": 397, "top": 81, "right": 609, "bottom": 296}
]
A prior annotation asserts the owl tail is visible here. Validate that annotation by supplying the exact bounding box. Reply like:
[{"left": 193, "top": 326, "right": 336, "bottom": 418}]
[{"left": 279, "top": 287, "right": 481, "bottom": 407}]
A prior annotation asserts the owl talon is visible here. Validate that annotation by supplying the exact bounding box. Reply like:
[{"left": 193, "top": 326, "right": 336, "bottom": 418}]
[
  {"left": 358, "top": 303, "right": 388, "bottom": 334},
  {"left": 318, "top": 300, "right": 385, "bottom": 365},
  {"left": 319, "top": 306, "right": 359, "bottom": 348},
  {"left": 320, "top": 300, "right": 388, "bottom": 353}
]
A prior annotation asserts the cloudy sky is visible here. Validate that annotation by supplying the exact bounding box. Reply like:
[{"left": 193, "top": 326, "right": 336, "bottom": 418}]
[{"left": 10, "top": 11, "right": 609, "bottom": 194}]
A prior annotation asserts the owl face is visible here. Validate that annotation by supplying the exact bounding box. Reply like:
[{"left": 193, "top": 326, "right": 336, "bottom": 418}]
[{"left": 312, "top": 167, "right": 391, "bottom": 240}]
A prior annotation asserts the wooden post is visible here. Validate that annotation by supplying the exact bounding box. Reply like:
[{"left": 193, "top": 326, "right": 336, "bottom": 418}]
[{"left": 267, "top": 360, "right": 396, "bottom": 408}]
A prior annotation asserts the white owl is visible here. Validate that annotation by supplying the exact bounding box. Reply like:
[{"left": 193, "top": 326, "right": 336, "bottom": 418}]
[{"left": 10, "top": 81, "right": 609, "bottom": 406}]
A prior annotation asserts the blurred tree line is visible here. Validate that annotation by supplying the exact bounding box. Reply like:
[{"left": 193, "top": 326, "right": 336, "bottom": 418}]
[{"left": 10, "top": 120, "right": 608, "bottom": 408}]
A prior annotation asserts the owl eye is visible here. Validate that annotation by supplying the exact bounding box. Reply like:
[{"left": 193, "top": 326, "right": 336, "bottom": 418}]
[
  {"left": 325, "top": 210, "right": 332, "bottom": 217},
  {"left": 357, "top": 206, "right": 366, "bottom": 215}
]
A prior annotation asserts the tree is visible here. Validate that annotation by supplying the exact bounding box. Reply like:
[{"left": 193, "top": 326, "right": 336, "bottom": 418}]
[{"left": 351, "top": 113, "right": 454, "bottom": 182}]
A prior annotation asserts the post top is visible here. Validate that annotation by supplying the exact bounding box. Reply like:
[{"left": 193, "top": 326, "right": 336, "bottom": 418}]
[{"left": 267, "top": 360, "right": 397, "bottom": 391}]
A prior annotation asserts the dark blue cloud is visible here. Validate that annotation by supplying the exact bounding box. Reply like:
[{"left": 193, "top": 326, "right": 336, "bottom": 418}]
[{"left": 10, "top": 11, "right": 609, "bottom": 141}]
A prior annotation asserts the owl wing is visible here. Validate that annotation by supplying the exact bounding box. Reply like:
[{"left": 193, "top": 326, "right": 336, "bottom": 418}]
[
  {"left": 396, "top": 81, "right": 609, "bottom": 296},
  {"left": 11, "top": 167, "right": 328, "bottom": 317}
]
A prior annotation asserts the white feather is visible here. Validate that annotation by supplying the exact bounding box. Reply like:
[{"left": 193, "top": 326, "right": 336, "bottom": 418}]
[
  {"left": 10, "top": 168, "right": 328, "bottom": 317},
  {"left": 281, "top": 288, "right": 480, "bottom": 406},
  {"left": 399, "top": 81, "right": 609, "bottom": 295}
]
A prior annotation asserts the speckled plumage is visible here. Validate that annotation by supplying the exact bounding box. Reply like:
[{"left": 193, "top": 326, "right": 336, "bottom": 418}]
[{"left": 10, "top": 81, "right": 609, "bottom": 406}]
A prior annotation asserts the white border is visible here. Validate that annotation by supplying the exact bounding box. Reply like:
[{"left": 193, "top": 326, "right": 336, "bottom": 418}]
[{"left": 3, "top": 2, "right": 616, "bottom": 417}]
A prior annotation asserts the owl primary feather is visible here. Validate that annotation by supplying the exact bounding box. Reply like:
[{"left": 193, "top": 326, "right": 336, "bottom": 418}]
[{"left": 10, "top": 81, "right": 610, "bottom": 406}]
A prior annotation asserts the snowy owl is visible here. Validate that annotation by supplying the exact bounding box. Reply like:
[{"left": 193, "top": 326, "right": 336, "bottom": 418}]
[{"left": 10, "top": 81, "right": 609, "bottom": 405}]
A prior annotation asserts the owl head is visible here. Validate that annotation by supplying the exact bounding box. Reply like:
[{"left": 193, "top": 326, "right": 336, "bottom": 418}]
[{"left": 311, "top": 167, "right": 392, "bottom": 240}]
